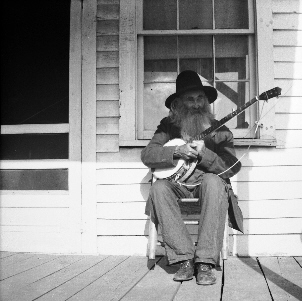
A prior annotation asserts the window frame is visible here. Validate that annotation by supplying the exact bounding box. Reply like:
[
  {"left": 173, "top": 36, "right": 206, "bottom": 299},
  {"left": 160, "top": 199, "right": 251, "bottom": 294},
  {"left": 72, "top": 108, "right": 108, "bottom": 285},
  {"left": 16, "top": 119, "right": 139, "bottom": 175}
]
[{"left": 119, "top": 0, "right": 277, "bottom": 147}]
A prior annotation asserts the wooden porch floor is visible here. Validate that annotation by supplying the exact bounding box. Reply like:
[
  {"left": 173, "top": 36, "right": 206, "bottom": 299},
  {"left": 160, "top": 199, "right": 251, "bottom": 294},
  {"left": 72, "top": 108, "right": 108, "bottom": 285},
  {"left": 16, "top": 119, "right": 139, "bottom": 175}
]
[{"left": 0, "top": 252, "right": 301, "bottom": 301}]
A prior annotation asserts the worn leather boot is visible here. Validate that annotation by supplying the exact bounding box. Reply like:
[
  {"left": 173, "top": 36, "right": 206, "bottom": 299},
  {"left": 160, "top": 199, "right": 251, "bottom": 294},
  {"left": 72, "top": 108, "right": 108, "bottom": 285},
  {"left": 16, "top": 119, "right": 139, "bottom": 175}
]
[
  {"left": 195, "top": 263, "right": 216, "bottom": 285},
  {"left": 173, "top": 259, "right": 194, "bottom": 281}
]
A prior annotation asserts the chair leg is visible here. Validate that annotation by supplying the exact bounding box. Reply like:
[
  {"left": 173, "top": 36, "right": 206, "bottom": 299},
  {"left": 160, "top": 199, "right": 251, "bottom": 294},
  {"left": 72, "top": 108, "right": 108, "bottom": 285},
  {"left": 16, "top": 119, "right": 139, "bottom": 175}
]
[
  {"left": 221, "top": 212, "right": 229, "bottom": 260},
  {"left": 148, "top": 214, "right": 157, "bottom": 259}
]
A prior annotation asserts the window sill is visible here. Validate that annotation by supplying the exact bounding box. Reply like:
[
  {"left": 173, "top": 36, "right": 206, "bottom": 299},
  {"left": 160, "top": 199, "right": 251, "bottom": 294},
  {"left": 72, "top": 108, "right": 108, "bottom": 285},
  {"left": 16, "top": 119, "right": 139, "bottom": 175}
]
[
  {"left": 120, "top": 139, "right": 277, "bottom": 147},
  {"left": 234, "top": 139, "right": 277, "bottom": 147}
]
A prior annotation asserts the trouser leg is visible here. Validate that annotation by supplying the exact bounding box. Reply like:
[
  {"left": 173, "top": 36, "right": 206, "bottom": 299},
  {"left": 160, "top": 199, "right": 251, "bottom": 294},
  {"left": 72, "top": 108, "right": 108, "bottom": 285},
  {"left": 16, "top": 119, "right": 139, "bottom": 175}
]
[
  {"left": 194, "top": 173, "right": 229, "bottom": 266},
  {"left": 149, "top": 179, "right": 195, "bottom": 265}
]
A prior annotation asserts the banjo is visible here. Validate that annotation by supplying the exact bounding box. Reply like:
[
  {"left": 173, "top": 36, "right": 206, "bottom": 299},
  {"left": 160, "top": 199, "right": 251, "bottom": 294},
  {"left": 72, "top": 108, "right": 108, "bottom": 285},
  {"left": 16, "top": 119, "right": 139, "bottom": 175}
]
[{"left": 153, "top": 87, "right": 282, "bottom": 182}]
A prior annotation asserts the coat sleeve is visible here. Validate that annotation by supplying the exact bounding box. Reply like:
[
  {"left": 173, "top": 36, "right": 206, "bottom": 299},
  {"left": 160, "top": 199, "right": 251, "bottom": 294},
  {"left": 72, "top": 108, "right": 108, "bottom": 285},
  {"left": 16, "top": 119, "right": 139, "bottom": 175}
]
[
  {"left": 197, "top": 128, "right": 241, "bottom": 179},
  {"left": 141, "top": 118, "right": 178, "bottom": 169}
]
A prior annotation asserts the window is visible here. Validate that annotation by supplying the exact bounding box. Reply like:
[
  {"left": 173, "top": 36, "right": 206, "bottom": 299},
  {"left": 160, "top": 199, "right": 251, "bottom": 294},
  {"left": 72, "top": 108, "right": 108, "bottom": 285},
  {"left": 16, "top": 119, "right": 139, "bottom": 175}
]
[
  {"left": 119, "top": 0, "right": 277, "bottom": 146},
  {"left": 0, "top": 0, "right": 71, "bottom": 190}
]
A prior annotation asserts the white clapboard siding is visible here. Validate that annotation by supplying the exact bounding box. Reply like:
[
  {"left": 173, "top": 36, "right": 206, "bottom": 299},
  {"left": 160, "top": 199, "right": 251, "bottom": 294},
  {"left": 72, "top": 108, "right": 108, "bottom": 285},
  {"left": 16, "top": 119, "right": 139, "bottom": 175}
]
[
  {"left": 272, "top": 0, "right": 302, "bottom": 13},
  {"left": 97, "top": 219, "right": 148, "bottom": 236},
  {"left": 242, "top": 218, "right": 302, "bottom": 235},
  {"left": 96, "top": 165, "right": 302, "bottom": 184},
  {"left": 96, "top": 147, "right": 302, "bottom": 167},
  {"left": 275, "top": 62, "right": 302, "bottom": 79},
  {"left": 273, "top": 13, "right": 302, "bottom": 30},
  {"left": 275, "top": 79, "right": 302, "bottom": 96},
  {"left": 97, "top": 51, "right": 119, "bottom": 68},
  {"left": 273, "top": 31, "right": 302, "bottom": 46},
  {"left": 276, "top": 129, "right": 302, "bottom": 148},
  {"left": 97, "top": 2, "right": 119, "bottom": 20},
  {"left": 0, "top": 225, "right": 62, "bottom": 233},
  {"left": 96, "top": 199, "right": 302, "bottom": 221},
  {"left": 0, "top": 208, "right": 69, "bottom": 226},
  {"left": 276, "top": 113, "right": 301, "bottom": 130},
  {"left": 97, "top": 117, "right": 119, "bottom": 134},
  {"left": 96, "top": 84, "right": 119, "bottom": 100},
  {"left": 0, "top": 193, "right": 69, "bottom": 208},
  {"left": 96, "top": 67, "right": 119, "bottom": 84},
  {"left": 96, "top": 234, "right": 302, "bottom": 257},
  {"left": 96, "top": 181, "right": 301, "bottom": 204},
  {"left": 96, "top": 218, "right": 302, "bottom": 236},
  {"left": 97, "top": 202, "right": 146, "bottom": 220},
  {"left": 239, "top": 199, "right": 302, "bottom": 218},
  {"left": 97, "top": 183, "right": 150, "bottom": 203},
  {"left": 274, "top": 47, "right": 302, "bottom": 62},
  {"left": 233, "top": 234, "right": 302, "bottom": 256},
  {"left": 96, "top": 147, "right": 143, "bottom": 162},
  {"left": 232, "top": 181, "right": 301, "bottom": 200},
  {"left": 96, "top": 36, "right": 119, "bottom": 51},
  {"left": 1, "top": 231, "right": 71, "bottom": 253},
  {"left": 96, "top": 134, "right": 119, "bottom": 152},
  {"left": 96, "top": 168, "right": 151, "bottom": 184},
  {"left": 96, "top": 100, "right": 119, "bottom": 117},
  {"left": 276, "top": 97, "right": 302, "bottom": 113},
  {"left": 96, "top": 20, "right": 119, "bottom": 35},
  {"left": 97, "top": 236, "right": 149, "bottom": 256}
]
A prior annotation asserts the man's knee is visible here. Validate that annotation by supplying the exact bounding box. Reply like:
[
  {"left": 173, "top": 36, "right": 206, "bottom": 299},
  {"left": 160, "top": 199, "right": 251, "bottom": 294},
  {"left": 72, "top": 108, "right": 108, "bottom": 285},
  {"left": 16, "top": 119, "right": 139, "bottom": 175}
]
[
  {"left": 201, "top": 173, "right": 225, "bottom": 190},
  {"left": 150, "top": 179, "right": 172, "bottom": 195},
  {"left": 202, "top": 173, "right": 222, "bottom": 185}
]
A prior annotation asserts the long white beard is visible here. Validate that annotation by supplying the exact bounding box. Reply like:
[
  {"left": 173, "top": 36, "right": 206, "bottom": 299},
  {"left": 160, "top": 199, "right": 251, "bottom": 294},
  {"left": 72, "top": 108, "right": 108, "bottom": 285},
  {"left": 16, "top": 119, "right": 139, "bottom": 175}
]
[{"left": 180, "top": 112, "right": 212, "bottom": 142}]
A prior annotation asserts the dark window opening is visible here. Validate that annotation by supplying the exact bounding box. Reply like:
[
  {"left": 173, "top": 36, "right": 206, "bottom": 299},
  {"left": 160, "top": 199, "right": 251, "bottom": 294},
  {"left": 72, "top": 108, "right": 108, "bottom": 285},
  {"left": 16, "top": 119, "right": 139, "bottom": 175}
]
[{"left": 1, "top": 0, "right": 70, "bottom": 125}]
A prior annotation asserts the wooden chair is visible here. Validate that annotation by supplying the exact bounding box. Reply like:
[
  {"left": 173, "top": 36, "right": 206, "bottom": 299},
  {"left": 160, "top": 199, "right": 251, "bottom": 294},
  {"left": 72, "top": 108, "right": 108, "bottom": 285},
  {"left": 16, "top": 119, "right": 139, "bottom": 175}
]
[{"left": 147, "top": 196, "right": 229, "bottom": 266}]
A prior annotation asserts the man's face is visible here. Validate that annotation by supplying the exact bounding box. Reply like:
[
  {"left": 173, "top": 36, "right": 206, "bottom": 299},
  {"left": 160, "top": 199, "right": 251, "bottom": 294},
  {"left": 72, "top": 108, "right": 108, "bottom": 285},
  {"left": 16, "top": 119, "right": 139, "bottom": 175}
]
[{"left": 179, "top": 90, "right": 208, "bottom": 110}]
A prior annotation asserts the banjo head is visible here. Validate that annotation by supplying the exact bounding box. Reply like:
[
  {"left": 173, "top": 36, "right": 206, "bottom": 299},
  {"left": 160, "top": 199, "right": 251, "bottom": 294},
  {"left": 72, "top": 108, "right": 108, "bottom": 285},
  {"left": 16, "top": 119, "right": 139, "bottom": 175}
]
[{"left": 152, "top": 138, "right": 187, "bottom": 179}]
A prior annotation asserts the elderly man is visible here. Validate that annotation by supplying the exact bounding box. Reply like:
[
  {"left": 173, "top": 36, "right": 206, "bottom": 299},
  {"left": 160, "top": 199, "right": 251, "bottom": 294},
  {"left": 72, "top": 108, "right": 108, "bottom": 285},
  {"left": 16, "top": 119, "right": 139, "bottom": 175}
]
[{"left": 141, "top": 70, "right": 243, "bottom": 285}]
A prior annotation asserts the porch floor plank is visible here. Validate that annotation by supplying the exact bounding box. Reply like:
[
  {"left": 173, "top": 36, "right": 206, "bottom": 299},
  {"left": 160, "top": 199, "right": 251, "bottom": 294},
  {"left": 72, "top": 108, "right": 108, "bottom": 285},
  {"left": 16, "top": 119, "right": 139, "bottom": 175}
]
[
  {"left": 222, "top": 257, "right": 272, "bottom": 301},
  {"left": 90, "top": 256, "right": 161, "bottom": 301},
  {"left": 120, "top": 257, "right": 181, "bottom": 301},
  {"left": 0, "top": 252, "right": 17, "bottom": 259},
  {"left": 0, "top": 254, "right": 301, "bottom": 301},
  {"left": 4, "top": 255, "right": 108, "bottom": 301},
  {"left": 0, "top": 254, "right": 86, "bottom": 300},
  {"left": 294, "top": 256, "right": 302, "bottom": 267},
  {"left": 0, "top": 254, "right": 58, "bottom": 281},
  {"left": 277, "top": 257, "right": 302, "bottom": 300},
  {"left": 0, "top": 252, "right": 37, "bottom": 267},
  {"left": 63, "top": 255, "right": 129, "bottom": 301},
  {"left": 173, "top": 266, "right": 223, "bottom": 301},
  {"left": 29, "top": 255, "right": 109, "bottom": 301},
  {"left": 258, "top": 257, "right": 302, "bottom": 301},
  {"left": 258, "top": 257, "right": 289, "bottom": 300}
]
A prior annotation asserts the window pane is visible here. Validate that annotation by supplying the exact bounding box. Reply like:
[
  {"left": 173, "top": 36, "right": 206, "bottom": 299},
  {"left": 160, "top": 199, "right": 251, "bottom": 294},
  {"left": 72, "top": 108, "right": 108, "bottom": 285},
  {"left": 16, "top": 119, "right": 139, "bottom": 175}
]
[
  {"left": 1, "top": 0, "right": 70, "bottom": 125},
  {"left": 143, "top": 82, "right": 174, "bottom": 131},
  {"left": 215, "top": 82, "right": 250, "bottom": 129},
  {"left": 143, "top": 37, "right": 177, "bottom": 131},
  {"left": 0, "top": 134, "right": 69, "bottom": 160},
  {"left": 0, "top": 170, "right": 68, "bottom": 190},
  {"left": 179, "top": 0, "right": 213, "bottom": 29},
  {"left": 143, "top": 0, "right": 177, "bottom": 30},
  {"left": 144, "top": 36, "right": 177, "bottom": 61},
  {"left": 214, "top": 0, "right": 249, "bottom": 29},
  {"left": 215, "top": 36, "right": 248, "bottom": 80},
  {"left": 179, "top": 36, "right": 213, "bottom": 81}
]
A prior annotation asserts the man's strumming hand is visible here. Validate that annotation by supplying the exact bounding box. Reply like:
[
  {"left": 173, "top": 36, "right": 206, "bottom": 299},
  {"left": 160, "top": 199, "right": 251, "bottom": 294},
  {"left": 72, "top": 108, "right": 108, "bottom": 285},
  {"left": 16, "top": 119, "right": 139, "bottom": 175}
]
[{"left": 174, "top": 142, "right": 202, "bottom": 160}]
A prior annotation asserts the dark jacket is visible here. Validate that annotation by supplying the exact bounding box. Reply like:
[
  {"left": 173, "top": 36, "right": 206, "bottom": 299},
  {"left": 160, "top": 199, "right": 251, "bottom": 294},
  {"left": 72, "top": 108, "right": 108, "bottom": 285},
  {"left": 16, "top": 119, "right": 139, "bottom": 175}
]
[{"left": 141, "top": 117, "right": 244, "bottom": 233}]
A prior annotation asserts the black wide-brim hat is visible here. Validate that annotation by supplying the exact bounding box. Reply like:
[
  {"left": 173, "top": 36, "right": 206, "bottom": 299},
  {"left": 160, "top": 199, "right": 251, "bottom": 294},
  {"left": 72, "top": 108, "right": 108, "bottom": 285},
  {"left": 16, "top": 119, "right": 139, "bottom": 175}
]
[{"left": 165, "top": 70, "right": 218, "bottom": 108}]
